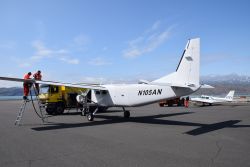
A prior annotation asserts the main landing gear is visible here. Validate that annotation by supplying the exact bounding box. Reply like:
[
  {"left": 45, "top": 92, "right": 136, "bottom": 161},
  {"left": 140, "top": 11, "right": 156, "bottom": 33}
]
[
  {"left": 83, "top": 106, "right": 130, "bottom": 122},
  {"left": 123, "top": 107, "right": 130, "bottom": 118}
]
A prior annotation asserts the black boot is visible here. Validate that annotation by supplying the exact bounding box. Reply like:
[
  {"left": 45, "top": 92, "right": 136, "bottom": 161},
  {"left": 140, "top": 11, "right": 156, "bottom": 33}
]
[{"left": 23, "top": 96, "right": 29, "bottom": 101}]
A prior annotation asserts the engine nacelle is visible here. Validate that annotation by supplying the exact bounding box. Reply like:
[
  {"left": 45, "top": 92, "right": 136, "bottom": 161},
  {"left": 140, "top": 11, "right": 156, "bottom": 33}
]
[{"left": 76, "top": 95, "right": 86, "bottom": 104}]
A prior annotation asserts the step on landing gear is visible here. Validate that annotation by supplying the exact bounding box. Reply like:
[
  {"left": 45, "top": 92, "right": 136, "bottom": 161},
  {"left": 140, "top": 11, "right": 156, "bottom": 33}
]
[{"left": 80, "top": 108, "right": 87, "bottom": 116}]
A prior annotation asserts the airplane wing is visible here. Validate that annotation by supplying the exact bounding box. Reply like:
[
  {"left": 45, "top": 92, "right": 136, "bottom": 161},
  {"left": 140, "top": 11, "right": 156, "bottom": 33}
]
[
  {"left": 0, "top": 76, "right": 34, "bottom": 84},
  {"left": 0, "top": 76, "right": 108, "bottom": 90}
]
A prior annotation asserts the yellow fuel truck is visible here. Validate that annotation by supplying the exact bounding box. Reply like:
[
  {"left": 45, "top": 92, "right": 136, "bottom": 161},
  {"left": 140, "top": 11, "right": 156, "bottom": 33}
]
[{"left": 38, "top": 84, "right": 88, "bottom": 115}]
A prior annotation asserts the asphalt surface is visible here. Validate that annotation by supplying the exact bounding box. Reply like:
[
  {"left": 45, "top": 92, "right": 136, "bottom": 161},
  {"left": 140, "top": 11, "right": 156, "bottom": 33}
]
[{"left": 0, "top": 100, "right": 249, "bottom": 167}]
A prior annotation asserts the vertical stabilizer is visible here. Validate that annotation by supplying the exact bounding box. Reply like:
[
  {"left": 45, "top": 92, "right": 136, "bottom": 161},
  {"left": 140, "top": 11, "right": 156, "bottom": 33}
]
[
  {"left": 175, "top": 38, "right": 200, "bottom": 85},
  {"left": 225, "top": 90, "right": 235, "bottom": 101},
  {"left": 152, "top": 38, "right": 200, "bottom": 87}
]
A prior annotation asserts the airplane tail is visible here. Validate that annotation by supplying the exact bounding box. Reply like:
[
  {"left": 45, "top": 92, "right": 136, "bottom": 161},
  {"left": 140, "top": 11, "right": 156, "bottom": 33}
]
[
  {"left": 225, "top": 90, "right": 235, "bottom": 101},
  {"left": 152, "top": 38, "right": 200, "bottom": 88}
]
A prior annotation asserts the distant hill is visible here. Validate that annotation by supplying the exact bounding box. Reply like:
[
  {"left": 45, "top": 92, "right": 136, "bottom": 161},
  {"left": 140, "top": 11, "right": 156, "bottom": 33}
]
[
  {"left": 194, "top": 82, "right": 250, "bottom": 96},
  {"left": 196, "top": 74, "right": 250, "bottom": 96},
  {"left": 0, "top": 87, "right": 23, "bottom": 96},
  {"left": 201, "top": 73, "right": 250, "bottom": 83},
  {"left": 0, "top": 74, "right": 250, "bottom": 96}
]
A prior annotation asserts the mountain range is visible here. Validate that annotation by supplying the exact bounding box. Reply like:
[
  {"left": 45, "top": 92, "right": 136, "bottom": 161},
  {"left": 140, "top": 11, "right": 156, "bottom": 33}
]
[
  {"left": 198, "top": 74, "right": 250, "bottom": 96},
  {"left": 201, "top": 74, "right": 250, "bottom": 83}
]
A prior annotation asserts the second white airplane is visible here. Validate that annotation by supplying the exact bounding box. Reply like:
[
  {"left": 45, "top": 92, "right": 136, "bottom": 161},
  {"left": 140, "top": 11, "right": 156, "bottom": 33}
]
[
  {"left": 191, "top": 90, "right": 235, "bottom": 106},
  {"left": 0, "top": 38, "right": 202, "bottom": 121}
]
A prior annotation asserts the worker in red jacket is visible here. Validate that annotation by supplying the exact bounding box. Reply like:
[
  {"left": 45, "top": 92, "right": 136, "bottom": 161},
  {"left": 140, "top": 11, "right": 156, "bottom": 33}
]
[
  {"left": 185, "top": 96, "right": 190, "bottom": 108},
  {"left": 33, "top": 70, "right": 42, "bottom": 94},
  {"left": 23, "top": 72, "right": 32, "bottom": 100}
]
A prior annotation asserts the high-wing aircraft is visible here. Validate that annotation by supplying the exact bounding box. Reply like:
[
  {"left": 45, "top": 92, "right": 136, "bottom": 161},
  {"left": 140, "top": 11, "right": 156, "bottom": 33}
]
[
  {"left": 0, "top": 38, "right": 202, "bottom": 121},
  {"left": 191, "top": 90, "right": 235, "bottom": 106}
]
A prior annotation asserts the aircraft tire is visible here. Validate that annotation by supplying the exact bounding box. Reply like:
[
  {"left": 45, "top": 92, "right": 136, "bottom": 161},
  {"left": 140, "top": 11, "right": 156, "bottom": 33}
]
[
  {"left": 124, "top": 110, "right": 130, "bottom": 118},
  {"left": 87, "top": 113, "right": 94, "bottom": 121}
]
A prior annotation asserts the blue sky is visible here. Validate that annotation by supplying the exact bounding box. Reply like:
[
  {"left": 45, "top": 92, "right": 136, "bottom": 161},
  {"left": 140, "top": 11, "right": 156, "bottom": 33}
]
[{"left": 0, "top": 0, "right": 249, "bottom": 86}]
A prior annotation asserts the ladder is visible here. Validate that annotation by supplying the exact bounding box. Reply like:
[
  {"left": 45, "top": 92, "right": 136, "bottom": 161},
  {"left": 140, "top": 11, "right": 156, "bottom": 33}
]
[
  {"left": 15, "top": 100, "right": 28, "bottom": 126},
  {"left": 15, "top": 85, "right": 47, "bottom": 126}
]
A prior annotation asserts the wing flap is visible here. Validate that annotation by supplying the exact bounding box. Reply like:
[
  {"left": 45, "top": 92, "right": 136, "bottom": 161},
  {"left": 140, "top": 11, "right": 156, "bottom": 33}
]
[{"left": 36, "top": 80, "right": 107, "bottom": 90}]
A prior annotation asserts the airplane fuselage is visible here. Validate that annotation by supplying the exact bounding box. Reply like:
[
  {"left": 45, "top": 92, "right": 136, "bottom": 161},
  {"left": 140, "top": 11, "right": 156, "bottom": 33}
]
[
  {"left": 92, "top": 84, "right": 198, "bottom": 107},
  {"left": 191, "top": 96, "right": 233, "bottom": 104}
]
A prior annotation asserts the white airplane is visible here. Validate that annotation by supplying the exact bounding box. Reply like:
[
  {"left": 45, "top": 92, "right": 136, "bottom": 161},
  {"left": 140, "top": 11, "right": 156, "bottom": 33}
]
[
  {"left": 191, "top": 90, "right": 235, "bottom": 106},
  {"left": 0, "top": 38, "right": 202, "bottom": 121}
]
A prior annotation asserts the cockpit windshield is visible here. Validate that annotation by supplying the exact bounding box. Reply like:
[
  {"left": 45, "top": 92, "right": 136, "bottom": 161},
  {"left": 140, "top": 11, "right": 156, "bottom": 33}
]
[
  {"left": 40, "top": 85, "right": 50, "bottom": 94},
  {"left": 40, "top": 84, "right": 59, "bottom": 94}
]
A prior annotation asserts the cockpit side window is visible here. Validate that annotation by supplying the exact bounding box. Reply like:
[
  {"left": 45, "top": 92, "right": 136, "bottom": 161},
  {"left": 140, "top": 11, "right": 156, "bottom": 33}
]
[{"left": 50, "top": 86, "right": 59, "bottom": 93}]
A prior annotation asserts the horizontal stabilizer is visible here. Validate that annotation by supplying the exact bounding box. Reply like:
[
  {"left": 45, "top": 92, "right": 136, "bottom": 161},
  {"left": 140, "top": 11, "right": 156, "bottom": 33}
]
[
  {"left": 138, "top": 79, "right": 150, "bottom": 84},
  {"left": 200, "top": 84, "right": 214, "bottom": 89}
]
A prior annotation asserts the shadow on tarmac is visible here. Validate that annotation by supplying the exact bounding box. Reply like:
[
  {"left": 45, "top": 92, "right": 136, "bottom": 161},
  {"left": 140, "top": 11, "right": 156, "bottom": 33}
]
[
  {"left": 185, "top": 120, "right": 250, "bottom": 135},
  {"left": 31, "top": 111, "right": 250, "bottom": 136}
]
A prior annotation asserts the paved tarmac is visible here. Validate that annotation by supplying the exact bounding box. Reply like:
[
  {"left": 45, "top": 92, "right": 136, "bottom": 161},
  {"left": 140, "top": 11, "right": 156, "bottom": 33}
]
[{"left": 0, "top": 100, "right": 250, "bottom": 167}]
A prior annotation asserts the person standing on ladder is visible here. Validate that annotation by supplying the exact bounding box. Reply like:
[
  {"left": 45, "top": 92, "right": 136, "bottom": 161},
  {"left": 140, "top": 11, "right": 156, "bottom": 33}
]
[
  {"left": 33, "top": 70, "right": 42, "bottom": 94},
  {"left": 23, "top": 72, "right": 32, "bottom": 100}
]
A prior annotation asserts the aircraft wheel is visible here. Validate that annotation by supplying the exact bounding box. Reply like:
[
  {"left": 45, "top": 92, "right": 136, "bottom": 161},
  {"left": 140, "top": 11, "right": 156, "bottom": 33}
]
[
  {"left": 124, "top": 110, "right": 130, "bottom": 118},
  {"left": 87, "top": 113, "right": 94, "bottom": 121}
]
